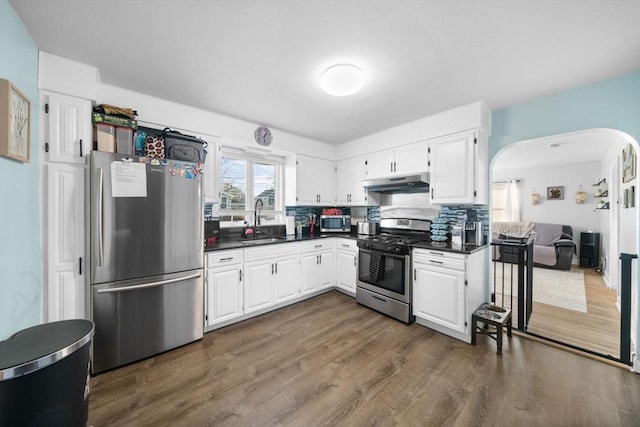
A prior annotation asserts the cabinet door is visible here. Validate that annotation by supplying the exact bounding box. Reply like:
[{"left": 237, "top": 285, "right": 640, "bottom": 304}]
[
  {"left": 244, "top": 260, "right": 274, "bottom": 313},
  {"left": 336, "top": 156, "right": 367, "bottom": 205},
  {"left": 206, "top": 266, "right": 243, "bottom": 326},
  {"left": 394, "top": 141, "right": 428, "bottom": 175},
  {"left": 429, "top": 131, "right": 475, "bottom": 204},
  {"left": 316, "top": 159, "right": 336, "bottom": 205},
  {"left": 203, "top": 140, "right": 218, "bottom": 203},
  {"left": 300, "top": 252, "right": 319, "bottom": 295},
  {"left": 413, "top": 264, "right": 466, "bottom": 333},
  {"left": 366, "top": 150, "right": 394, "bottom": 179},
  {"left": 336, "top": 250, "right": 357, "bottom": 293},
  {"left": 296, "top": 155, "right": 320, "bottom": 204},
  {"left": 45, "top": 93, "right": 91, "bottom": 164},
  {"left": 274, "top": 255, "right": 300, "bottom": 303},
  {"left": 46, "top": 163, "right": 85, "bottom": 321},
  {"left": 318, "top": 250, "right": 335, "bottom": 289}
]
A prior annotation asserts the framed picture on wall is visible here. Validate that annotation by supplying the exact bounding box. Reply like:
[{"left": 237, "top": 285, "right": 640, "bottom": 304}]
[
  {"left": 547, "top": 186, "right": 564, "bottom": 200},
  {"left": 0, "top": 78, "right": 31, "bottom": 163},
  {"left": 622, "top": 144, "right": 636, "bottom": 183}
]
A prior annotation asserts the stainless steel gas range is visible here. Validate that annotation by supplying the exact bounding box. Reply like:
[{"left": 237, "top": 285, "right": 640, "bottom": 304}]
[{"left": 356, "top": 218, "right": 431, "bottom": 323}]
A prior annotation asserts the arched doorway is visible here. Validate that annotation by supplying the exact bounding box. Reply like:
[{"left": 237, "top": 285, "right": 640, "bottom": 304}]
[{"left": 491, "top": 128, "right": 639, "bottom": 363}]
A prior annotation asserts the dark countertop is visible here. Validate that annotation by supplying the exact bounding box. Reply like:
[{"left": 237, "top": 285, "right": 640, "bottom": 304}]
[
  {"left": 206, "top": 232, "right": 487, "bottom": 254},
  {"left": 205, "top": 232, "right": 359, "bottom": 252},
  {"left": 411, "top": 241, "right": 488, "bottom": 255}
]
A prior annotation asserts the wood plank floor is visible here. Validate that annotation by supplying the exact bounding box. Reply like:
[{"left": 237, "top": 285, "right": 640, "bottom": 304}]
[
  {"left": 88, "top": 291, "right": 640, "bottom": 426},
  {"left": 496, "top": 266, "right": 620, "bottom": 358}
]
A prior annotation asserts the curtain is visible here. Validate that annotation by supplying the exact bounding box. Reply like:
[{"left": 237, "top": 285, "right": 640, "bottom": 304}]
[{"left": 503, "top": 180, "right": 521, "bottom": 222}]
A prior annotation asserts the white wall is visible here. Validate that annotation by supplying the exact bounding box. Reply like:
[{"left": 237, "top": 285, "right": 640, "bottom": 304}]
[
  {"left": 336, "top": 101, "right": 491, "bottom": 160},
  {"left": 39, "top": 51, "right": 335, "bottom": 160},
  {"left": 493, "top": 161, "right": 602, "bottom": 259}
]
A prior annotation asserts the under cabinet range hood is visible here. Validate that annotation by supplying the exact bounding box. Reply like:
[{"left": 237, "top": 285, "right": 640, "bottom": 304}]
[{"left": 362, "top": 172, "right": 429, "bottom": 193}]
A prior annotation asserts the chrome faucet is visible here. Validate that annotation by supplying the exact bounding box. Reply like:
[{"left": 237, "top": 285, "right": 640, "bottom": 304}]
[{"left": 254, "top": 198, "right": 263, "bottom": 226}]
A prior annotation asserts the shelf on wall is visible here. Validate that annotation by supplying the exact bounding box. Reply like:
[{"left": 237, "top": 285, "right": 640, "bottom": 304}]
[
  {"left": 592, "top": 178, "right": 607, "bottom": 186},
  {"left": 594, "top": 190, "right": 608, "bottom": 197}
]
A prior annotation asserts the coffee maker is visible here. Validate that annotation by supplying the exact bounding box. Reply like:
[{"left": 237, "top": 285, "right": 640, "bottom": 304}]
[{"left": 463, "top": 221, "right": 483, "bottom": 245}]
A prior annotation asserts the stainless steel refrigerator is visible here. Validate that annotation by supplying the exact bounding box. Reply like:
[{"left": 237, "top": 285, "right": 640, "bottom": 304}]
[{"left": 88, "top": 151, "right": 204, "bottom": 374}]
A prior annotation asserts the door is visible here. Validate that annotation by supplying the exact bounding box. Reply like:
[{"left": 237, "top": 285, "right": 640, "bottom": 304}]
[
  {"left": 317, "top": 250, "right": 334, "bottom": 289},
  {"left": 300, "top": 252, "right": 319, "bottom": 295},
  {"left": 273, "top": 255, "right": 300, "bottom": 303},
  {"left": 316, "top": 159, "right": 336, "bottom": 204},
  {"left": 336, "top": 156, "right": 367, "bottom": 205},
  {"left": 244, "top": 260, "right": 273, "bottom": 313},
  {"left": 45, "top": 92, "right": 92, "bottom": 164},
  {"left": 413, "top": 264, "right": 466, "bottom": 333},
  {"left": 91, "top": 269, "right": 204, "bottom": 374},
  {"left": 45, "top": 163, "right": 85, "bottom": 321},
  {"left": 296, "top": 155, "right": 320, "bottom": 204},
  {"left": 429, "top": 131, "right": 475, "bottom": 204},
  {"left": 207, "top": 266, "right": 243, "bottom": 326},
  {"left": 90, "top": 151, "right": 203, "bottom": 284},
  {"left": 394, "top": 141, "right": 428, "bottom": 175},
  {"left": 366, "top": 150, "right": 394, "bottom": 179},
  {"left": 336, "top": 250, "right": 357, "bottom": 292}
]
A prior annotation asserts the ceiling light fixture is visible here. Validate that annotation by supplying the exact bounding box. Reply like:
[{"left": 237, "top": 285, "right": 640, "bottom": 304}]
[{"left": 320, "top": 64, "right": 365, "bottom": 96}]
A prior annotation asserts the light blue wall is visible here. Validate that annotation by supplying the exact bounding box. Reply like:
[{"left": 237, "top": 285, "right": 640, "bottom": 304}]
[
  {"left": 0, "top": 0, "right": 41, "bottom": 339},
  {"left": 489, "top": 71, "right": 640, "bottom": 359},
  {"left": 490, "top": 71, "right": 640, "bottom": 159}
]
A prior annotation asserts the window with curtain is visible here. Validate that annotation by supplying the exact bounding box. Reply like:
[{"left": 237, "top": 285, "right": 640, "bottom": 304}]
[
  {"left": 219, "top": 147, "right": 284, "bottom": 226},
  {"left": 492, "top": 180, "right": 521, "bottom": 222}
]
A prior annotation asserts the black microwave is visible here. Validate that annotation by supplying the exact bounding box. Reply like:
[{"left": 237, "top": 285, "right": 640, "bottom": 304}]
[{"left": 319, "top": 215, "right": 351, "bottom": 233}]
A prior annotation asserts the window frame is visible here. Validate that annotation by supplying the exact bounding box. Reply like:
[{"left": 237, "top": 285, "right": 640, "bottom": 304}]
[{"left": 217, "top": 147, "right": 284, "bottom": 227}]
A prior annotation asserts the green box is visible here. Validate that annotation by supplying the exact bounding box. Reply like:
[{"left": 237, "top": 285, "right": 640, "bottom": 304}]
[{"left": 92, "top": 112, "right": 138, "bottom": 130}]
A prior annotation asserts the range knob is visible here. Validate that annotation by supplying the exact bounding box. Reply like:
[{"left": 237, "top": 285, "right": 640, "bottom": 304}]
[
  {"left": 387, "top": 246, "right": 394, "bottom": 252},
  {"left": 395, "top": 247, "right": 402, "bottom": 254}
]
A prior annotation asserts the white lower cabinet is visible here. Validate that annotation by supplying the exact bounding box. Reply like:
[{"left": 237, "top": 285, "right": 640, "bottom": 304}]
[
  {"left": 412, "top": 247, "right": 487, "bottom": 343},
  {"left": 206, "top": 250, "right": 243, "bottom": 327},
  {"left": 335, "top": 238, "right": 357, "bottom": 294},
  {"left": 300, "top": 240, "right": 335, "bottom": 295},
  {"left": 244, "top": 244, "right": 300, "bottom": 314}
]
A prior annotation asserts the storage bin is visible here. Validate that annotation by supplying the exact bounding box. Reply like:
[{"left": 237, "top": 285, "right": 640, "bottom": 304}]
[
  {"left": 96, "top": 124, "right": 115, "bottom": 152},
  {"left": 0, "top": 320, "right": 94, "bottom": 427},
  {"left": 115, "top": 127, "right": 133, "bottom": 155}
]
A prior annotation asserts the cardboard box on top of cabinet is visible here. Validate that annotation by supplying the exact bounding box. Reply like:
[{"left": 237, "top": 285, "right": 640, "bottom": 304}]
[{"left": 92, "top": 112, "right": 137, "bottom": 130}]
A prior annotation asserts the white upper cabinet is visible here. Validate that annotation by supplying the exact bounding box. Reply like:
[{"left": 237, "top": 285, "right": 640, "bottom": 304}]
[
  {"left": 365, "top": 141, "right": 428, "bottom": 179},
  {"left": 44, "top": 92, "right": 92, "bottom": 164},
  {"left": 292, "top": 154, "right": 336, "bottom": 206},
  {"left": 336, "top": 155, "right": 369, "bottom": 206},
  {"left": 203, "top": 140, "right": 218, "bottom": 203},
  {"left": 428, "top": 130, "right": 488, "bottom": 205}
]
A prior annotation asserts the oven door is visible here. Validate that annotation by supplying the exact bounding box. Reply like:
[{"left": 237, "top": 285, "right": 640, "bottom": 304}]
[{"left": 357, "top": 248, "right": 410, "bottom": 303}]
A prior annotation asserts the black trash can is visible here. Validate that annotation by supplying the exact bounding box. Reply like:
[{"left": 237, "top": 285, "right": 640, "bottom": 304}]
[{"left": 0, "top": 319, "right": 94, "bottom": 427}]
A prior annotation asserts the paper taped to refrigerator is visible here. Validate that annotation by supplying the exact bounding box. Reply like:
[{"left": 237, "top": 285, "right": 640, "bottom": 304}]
[{"left": 111, "top": 161, "right": 147, "bottom": 197}]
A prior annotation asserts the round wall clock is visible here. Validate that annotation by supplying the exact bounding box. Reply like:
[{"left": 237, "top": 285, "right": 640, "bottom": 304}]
[{"left": 254, "top": 126, "right": 273, "bottom": 146}]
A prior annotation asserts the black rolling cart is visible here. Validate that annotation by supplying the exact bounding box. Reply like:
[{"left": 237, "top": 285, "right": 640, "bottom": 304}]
[
  {"left": 580, "top": 231, "right": 601, "bottom": 269},
  {"left": 0, "top": 319, "right": 94, "bottom": 427}
]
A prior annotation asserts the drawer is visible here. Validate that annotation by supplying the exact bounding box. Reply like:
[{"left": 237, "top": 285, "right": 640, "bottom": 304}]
[
  {"left": 244, "top": 242, "right": 299, "bottom": 262},
  {"left": 413, "top": 249, "right": 465, "bottom": 270},
  {"left": 207, "top": 250, "right": 243, "bottom": 267},
  {"left": 300, "top": 239, "right": 335, "bottom": 253},
  {"left": 335, "top": 238, "right": 357, "bottom": 251}
]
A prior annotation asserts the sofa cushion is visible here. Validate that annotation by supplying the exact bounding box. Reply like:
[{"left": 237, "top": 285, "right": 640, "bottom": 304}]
[
  {"left": 533, "top": 245, "right": 557, "bottom": 266},
  {"left": 533, "top": 223, "right": 563, "bottom": 246}
]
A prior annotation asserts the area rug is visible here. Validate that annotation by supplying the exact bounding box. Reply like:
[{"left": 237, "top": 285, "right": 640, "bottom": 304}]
[{"left": 490, "top": 266, "right": 587, "bottom": 313}]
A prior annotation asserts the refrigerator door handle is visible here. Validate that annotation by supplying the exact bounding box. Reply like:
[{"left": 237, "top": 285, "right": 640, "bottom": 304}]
[
  {"left": 97, "top": 167, "right": 105, "bottom": 267},
  {"left": 96, "top": 272, "right": 201, "bottom": 294}
]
